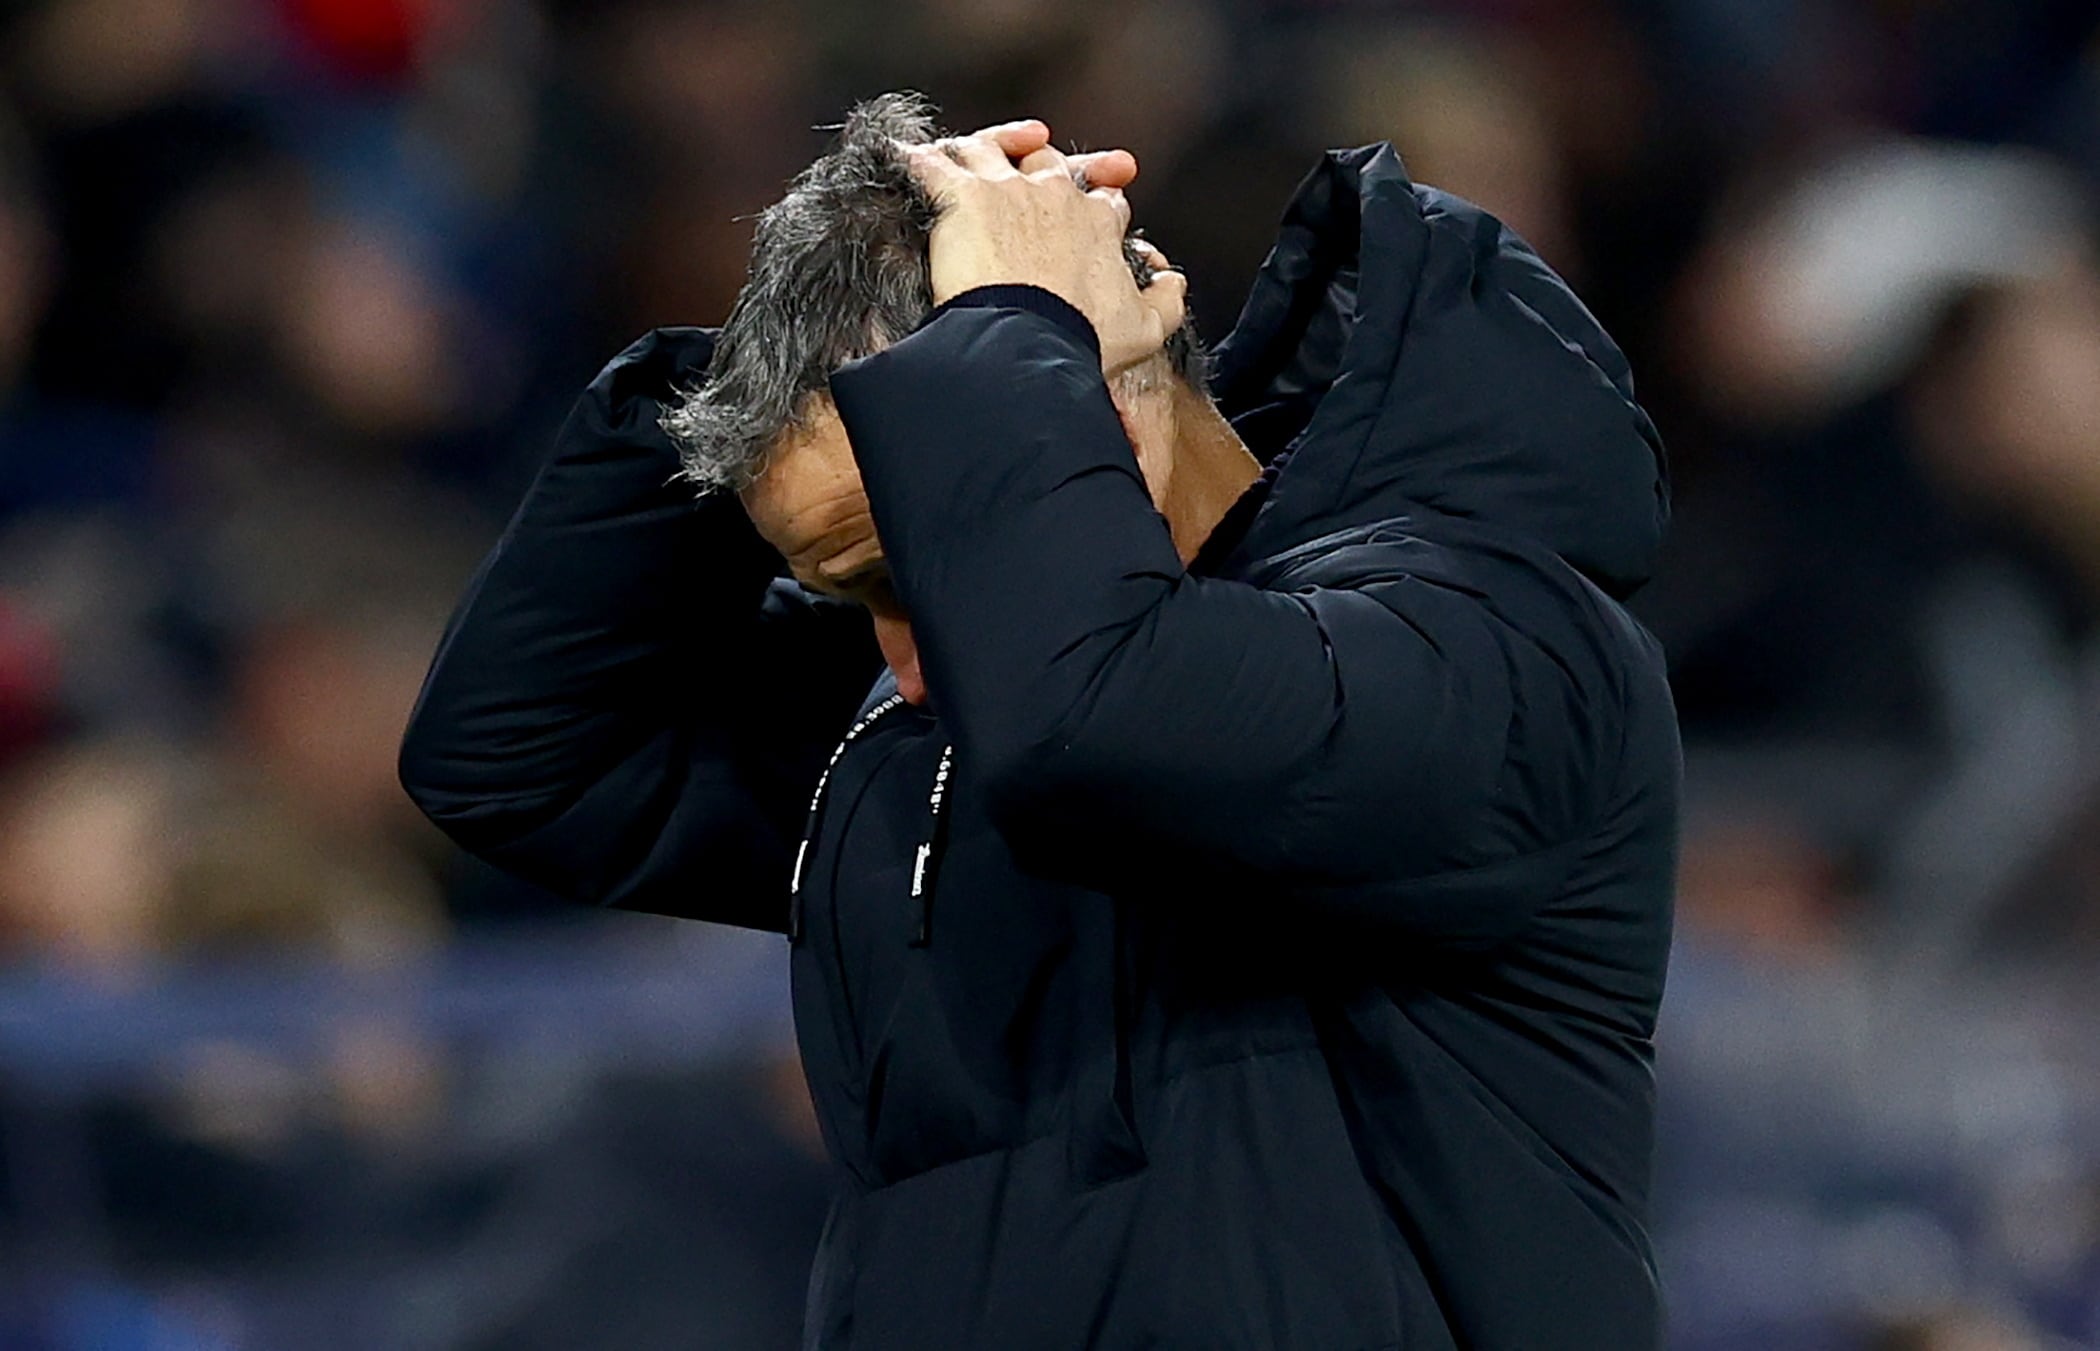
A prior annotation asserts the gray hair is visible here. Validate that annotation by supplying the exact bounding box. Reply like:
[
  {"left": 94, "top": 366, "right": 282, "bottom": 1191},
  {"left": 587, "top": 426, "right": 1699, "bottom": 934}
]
[{"left": 662, "top": 91, "right": 1205, "bottom": 494}]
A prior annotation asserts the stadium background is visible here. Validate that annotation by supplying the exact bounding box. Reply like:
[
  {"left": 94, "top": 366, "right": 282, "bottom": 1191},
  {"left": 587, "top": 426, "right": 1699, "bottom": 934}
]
[{"left": 0, "top": 0, "right": 2095, "bottom": 1346}]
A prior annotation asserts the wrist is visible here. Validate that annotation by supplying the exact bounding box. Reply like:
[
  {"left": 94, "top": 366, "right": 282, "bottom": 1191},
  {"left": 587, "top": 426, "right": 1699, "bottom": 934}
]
[{"left": 924, "top": 285, "right": 1102, "bottom": 362}]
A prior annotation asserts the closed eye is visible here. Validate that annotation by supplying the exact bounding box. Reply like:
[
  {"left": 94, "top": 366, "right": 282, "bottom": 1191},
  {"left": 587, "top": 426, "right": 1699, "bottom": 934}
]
[{"left": 808, "top": 563, "right": 898, "bottom": 614}]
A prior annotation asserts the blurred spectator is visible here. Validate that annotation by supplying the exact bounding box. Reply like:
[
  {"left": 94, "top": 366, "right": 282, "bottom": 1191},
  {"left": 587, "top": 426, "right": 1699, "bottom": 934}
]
[
  {"left": 0, "top": 739, "right": 185, "bottom": 977},
  {"left": 1869, "top": 1308, "right": 2045, "bottom": 1351}
]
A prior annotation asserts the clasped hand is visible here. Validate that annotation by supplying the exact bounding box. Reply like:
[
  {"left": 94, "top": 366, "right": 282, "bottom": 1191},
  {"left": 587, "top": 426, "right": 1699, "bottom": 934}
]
[{"left": 906, "top": 120, "right": 1186, "bottom": 377}]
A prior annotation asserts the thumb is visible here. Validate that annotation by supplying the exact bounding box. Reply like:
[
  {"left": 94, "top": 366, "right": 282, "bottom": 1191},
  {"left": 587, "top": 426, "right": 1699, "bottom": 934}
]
[{"left": 1138, "top": 268, "right": 1188, "bottom": 339}]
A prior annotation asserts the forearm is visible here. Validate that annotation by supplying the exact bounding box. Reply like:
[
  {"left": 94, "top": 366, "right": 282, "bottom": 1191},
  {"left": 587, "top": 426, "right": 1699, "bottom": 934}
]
[
  {"left": 832, "top": 296, "right": 1567, "bottom": 948},
  {"left": 402, "top": 329, "right": 777, "bottom": 827},
  {"left": 400, "top": 329, "right": 874, "bottom": 927},
  {"left": 832, "top": 300, "right": 1342, "bottom": 865}
]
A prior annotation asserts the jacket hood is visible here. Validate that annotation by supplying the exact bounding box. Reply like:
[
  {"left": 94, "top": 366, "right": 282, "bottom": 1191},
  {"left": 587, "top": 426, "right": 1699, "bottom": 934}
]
[{"left": 1208, "top": 145, "right": 1668, "bottom": 599}]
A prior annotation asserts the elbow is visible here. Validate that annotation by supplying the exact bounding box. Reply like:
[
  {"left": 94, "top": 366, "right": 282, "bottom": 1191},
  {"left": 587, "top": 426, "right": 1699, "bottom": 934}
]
[
  {"left": 394, "top": 716, "right": 573, "bottom": 892},
  {"left": 976, "top": 737, "right": 1051, "bottom": 830},
  {"left": 974, "top": 720, "right": 1109, "bottom": 842},
  {"left": 968, "top": 668, "right": 1144, "bottom": 839},
  {"left": 395, "top": 700, "right": 479, "bottom": 834},
  {"left": 396, "top": 722, "right": 453, "bottom": 827}
]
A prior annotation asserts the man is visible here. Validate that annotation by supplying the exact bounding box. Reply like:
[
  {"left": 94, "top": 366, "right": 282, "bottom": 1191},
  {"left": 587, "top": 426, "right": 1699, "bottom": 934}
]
[{"left": 401, "top": 93, "right": 1677, "bottom": 1349}]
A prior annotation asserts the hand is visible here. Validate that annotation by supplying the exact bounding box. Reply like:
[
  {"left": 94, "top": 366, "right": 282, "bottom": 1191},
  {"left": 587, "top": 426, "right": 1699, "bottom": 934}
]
[
  {"left": 907, "top": 127, "right": 1186, "bottom": 375},
  {"left": 948, "top": 119, "right": 1140, "bottom": 193}
]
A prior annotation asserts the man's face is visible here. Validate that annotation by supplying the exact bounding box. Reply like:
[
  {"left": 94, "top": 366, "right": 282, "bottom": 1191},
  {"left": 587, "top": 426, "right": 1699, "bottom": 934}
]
[
  {"left": 738, "top": 378, "right": 1181, "bottom": 709},
  {"left": 739, "top": 399, "right": 891, "bottom": 612},
  {"left": 739, "top": 399, "right": 927, "bottom": 705}
]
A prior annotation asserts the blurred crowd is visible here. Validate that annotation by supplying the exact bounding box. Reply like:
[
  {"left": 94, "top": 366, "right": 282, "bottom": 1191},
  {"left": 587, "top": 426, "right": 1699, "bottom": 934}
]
[{"left": 0, "top": 0, "right": 2094, "bottom": 1347}]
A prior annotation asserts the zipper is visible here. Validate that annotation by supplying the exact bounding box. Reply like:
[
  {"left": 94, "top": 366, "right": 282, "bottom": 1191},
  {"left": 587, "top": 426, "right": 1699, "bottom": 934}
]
[
  {"left": 789, "top": 693, "right": 905, "bottom": 941},
  {"left": 909, "top": 742, "right": 955, "bottom": 945},
  {"left": 788, "top": 693, "right": 956, "bottom": 947},
  {"left": 789, "top": 697, "right": 1140, "bottom": 1185}
]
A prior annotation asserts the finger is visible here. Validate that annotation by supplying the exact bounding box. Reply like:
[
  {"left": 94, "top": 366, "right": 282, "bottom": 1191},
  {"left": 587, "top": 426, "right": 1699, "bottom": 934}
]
[
  {"left": 1015, "top": 145, "right": 1070, "bottom": 177},
  {"left": 1069, "top": 149, "right": 1138, "bottom": 190},
  {"left": 1128, "top": 235, "right": 1172, "bottom": 273},
  {"left": 941, "top": 132, "right": 1020, "bottom": 177},
  {"left": 977, "top": 118, "right": 1050, "bottom": 158},
  {"left": 1088, "top": 184, "right": 1132, "bottom": 234},
  {"left": 1139, "top": 266, "right": 1188, "bottom": 334}
]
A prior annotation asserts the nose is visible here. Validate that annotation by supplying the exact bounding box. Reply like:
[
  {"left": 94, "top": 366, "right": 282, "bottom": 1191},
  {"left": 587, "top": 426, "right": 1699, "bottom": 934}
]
[{"left": 870, "top": 613, "right": 927, "bottom": 707}]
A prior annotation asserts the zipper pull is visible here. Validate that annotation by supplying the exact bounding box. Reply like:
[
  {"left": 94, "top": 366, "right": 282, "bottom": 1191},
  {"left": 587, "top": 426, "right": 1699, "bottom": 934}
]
[{"left": 909, "top": 743, "right": 955, "bottom": 946}]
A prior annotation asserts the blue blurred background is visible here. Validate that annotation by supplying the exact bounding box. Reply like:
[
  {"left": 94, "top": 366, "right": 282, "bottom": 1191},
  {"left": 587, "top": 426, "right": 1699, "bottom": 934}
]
[{"left": 0, "top": 0, "right": 2095, "bottom": 1347}]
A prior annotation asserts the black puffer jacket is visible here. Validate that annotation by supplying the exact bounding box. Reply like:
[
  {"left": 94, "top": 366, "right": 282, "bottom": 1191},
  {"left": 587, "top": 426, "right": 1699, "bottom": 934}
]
[{"left": 401, "top": 145, "right": 1679, "bottom": 1349}]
